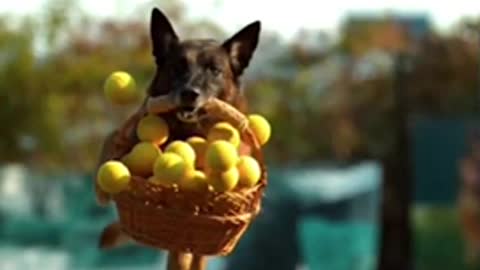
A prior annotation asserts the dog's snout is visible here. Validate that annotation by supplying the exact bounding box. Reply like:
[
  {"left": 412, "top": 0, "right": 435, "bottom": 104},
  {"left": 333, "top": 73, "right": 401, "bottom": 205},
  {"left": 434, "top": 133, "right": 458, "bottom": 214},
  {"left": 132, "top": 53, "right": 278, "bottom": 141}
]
[{"left": 179, "top": 88, "right": 200, "bottom": 105}]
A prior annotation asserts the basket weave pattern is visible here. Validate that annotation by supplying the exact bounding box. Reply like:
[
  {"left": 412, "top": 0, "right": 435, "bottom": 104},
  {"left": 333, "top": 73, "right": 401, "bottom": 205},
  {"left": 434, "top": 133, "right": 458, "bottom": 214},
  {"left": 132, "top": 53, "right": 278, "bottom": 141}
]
[
  {"left": 107, "top": 100, "right": 268, "bottom": 256},
  {"left": 114, "top": 173, "right": 265, "bottom": 255}
]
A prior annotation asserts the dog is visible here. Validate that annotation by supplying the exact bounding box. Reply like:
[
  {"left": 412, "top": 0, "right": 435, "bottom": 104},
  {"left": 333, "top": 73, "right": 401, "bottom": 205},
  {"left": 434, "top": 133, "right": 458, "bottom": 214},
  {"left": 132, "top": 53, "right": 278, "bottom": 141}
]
[{"left": 95, "top": 6, "right": 261, "bottom": 269}]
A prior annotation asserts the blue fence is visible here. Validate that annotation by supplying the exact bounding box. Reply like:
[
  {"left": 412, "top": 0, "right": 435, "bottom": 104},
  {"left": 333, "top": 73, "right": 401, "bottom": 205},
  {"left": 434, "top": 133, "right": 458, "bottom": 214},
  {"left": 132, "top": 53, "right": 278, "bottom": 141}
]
[{"left": 411, "top": 116, "right": 473, "bottom": 205}]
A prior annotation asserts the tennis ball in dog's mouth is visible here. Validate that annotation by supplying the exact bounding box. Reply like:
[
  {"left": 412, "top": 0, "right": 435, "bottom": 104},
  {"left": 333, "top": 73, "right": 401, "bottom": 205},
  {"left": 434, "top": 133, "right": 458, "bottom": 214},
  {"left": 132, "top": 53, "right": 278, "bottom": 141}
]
[
  {"left": 97, "top": 161, "right": 131, "bottom": 194},
  {"left": 164, "top": 140, "right": 196, "bottom": 167},
  {"left": 248, "top": 114, "right": 271, "bottom": 146},
  {"left": 207, "top": 122, "right": 240, "bottom": 148},
  {"left": 136, "top": 114, "right": 169, "bottom": 145},
  {"left": 206, "top": 167, "right": 240, "bottom": 192},
  {"left": 153, "top": 152, "right": 191, "bottom": 186},
  {"left": 205, "top": 140, "right": 239, "bottom": 171},
  {"left": 237, "top": 156, "right": 261, "bottom": 187},
  {"left": 104, "top": 71, "right": 139, "bottom": 105},
  {"left": 122, "top": 142, "right": 161, "bottom": 177}
]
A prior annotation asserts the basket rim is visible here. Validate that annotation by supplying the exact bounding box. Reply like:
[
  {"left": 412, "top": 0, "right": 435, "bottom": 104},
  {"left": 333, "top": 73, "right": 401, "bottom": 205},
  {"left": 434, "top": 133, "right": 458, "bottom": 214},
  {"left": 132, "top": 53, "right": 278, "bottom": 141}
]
[
  {"left": 118, "top": 172, "right": 266, "bottom": 194},
  {"left": 112, "top": 169, "right": 267, "bottom": 218}
]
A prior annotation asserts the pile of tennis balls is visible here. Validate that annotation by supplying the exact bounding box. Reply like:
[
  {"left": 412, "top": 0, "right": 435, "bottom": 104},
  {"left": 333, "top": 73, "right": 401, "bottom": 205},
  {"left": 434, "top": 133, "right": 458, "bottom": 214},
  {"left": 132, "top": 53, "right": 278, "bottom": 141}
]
[{"left": 97, "top": 71, "right": 271, "bottom": 195}]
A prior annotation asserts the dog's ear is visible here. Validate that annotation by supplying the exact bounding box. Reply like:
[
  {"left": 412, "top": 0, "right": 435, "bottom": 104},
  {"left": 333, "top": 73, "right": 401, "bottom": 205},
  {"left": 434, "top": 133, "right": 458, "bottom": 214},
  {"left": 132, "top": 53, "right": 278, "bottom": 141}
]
[
  {"left": 150, "top": 8, "right": 178, "bottom": 66},
  {"left": 222, "top": 21, "right": 261, "bottom": 76}
]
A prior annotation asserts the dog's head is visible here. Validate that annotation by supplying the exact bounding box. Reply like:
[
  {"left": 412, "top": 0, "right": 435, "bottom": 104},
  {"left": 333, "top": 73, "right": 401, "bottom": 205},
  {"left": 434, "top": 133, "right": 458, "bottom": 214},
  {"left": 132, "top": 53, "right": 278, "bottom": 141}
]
[{"left": 147, "top": 8, "right": 260, "bottom": 122}]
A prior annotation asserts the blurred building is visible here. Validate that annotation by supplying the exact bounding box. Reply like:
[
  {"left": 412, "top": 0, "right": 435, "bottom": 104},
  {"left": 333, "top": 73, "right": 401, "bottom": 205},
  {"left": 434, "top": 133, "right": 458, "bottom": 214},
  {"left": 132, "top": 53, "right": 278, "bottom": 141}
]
[
  {"left": 341, "top": 13, "right": 432, "bottom": 56},
  {"left": 338, "top": 13, "right": 432, "bottom": 83}
]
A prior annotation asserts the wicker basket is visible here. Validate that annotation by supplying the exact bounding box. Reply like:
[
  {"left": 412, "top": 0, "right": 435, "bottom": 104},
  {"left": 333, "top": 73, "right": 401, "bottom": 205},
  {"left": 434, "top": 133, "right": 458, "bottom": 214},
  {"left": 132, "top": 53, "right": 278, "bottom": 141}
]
[{"left": 104, "top": 101, "right": 268, "bottom": 256}]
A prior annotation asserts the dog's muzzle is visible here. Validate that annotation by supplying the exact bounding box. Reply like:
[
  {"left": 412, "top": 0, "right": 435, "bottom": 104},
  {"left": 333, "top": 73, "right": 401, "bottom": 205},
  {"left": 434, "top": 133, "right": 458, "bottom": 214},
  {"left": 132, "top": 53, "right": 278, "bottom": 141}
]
[
  {"left": 146, "top": 93, "right": 207, "bottom": 123},
  {"left": 176, "top": 87, "right": 207, "bottom": 123}
]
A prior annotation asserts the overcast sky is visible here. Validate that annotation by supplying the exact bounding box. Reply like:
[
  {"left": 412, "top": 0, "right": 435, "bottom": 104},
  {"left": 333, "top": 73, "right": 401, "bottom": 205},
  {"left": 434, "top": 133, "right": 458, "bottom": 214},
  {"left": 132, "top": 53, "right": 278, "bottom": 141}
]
[{"left": 0, "top": 0, "right": 479, "bottom": 39}]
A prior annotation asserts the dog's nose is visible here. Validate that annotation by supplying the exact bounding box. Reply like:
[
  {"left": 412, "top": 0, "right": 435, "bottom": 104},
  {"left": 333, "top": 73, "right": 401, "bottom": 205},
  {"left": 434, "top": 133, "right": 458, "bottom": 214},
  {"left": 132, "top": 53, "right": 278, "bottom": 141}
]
[{"left": 179, "top": 88, "right": 200, "bottom": 105}]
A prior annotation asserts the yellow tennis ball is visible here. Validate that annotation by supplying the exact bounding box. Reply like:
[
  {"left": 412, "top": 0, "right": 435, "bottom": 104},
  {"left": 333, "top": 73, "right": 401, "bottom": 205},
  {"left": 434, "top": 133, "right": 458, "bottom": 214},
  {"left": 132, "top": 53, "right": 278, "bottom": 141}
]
[
  {"left": 207, "top": 167, "right": 240, "bottom": 192},
  {"left": 136, "top": 114, "right": 169, "bottom": 145},
  {"left": 104, "top": 71, "right": 139, "bottom": 105},
  {"left": 122, "top": 142, "right": 161, "bottom": 177},
  {"left": 97, "top": 160, "right": 131, "bottom": 194},
  {"left": 237, "top": 156, "right": 261, "bottom": 187},
  {"left": 153, "top": 152, "right": 190, "bottom": 185},
  {"left": 205, "top": 140, "right": 239, "bottom": 171},
  {"left": 179, "top": 170, "right": 209, "bottom": 191},
  {"left": 165, "top": 140, "right": 196, "bottom": 166},
  {"left": 207, "top": 122, "right": 240, "bottom": 148},
  {"left": 186, "top": 136, "right": 208, "bottom": 168},
  {"left": 248, "top": 114, "right": 271, "bottom": 146}
]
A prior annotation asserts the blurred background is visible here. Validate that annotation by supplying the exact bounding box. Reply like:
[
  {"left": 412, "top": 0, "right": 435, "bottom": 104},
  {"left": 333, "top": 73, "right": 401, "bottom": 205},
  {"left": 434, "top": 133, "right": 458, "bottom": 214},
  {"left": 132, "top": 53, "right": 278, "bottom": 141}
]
[{"left": 1, "top": 0, "right": 480, "bottom": 269}]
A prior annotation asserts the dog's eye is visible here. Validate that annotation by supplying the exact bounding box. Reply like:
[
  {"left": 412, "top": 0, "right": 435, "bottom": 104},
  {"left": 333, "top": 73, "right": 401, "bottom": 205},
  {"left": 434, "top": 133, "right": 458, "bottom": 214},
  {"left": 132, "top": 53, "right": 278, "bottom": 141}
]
[{"left": 206, "top": 64, "right": 221, "bottom": 76}]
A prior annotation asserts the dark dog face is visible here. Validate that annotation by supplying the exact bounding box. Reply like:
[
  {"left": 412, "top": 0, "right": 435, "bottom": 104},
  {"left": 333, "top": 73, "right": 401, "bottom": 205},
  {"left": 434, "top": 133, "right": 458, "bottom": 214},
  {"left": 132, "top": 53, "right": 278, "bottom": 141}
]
[{"left": 147, "top": 8, "right": 260, "bottom": 122}]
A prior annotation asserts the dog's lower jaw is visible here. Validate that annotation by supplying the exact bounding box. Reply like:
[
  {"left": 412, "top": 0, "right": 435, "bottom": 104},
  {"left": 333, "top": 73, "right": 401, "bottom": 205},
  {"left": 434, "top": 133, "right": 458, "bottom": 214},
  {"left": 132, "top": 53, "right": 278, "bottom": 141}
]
[
  {"left": 176, "top": 111, "right": 200, "bottom": 123},
  {"left": 176, "top": 105, "right": 208, "bottom": 124}
]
